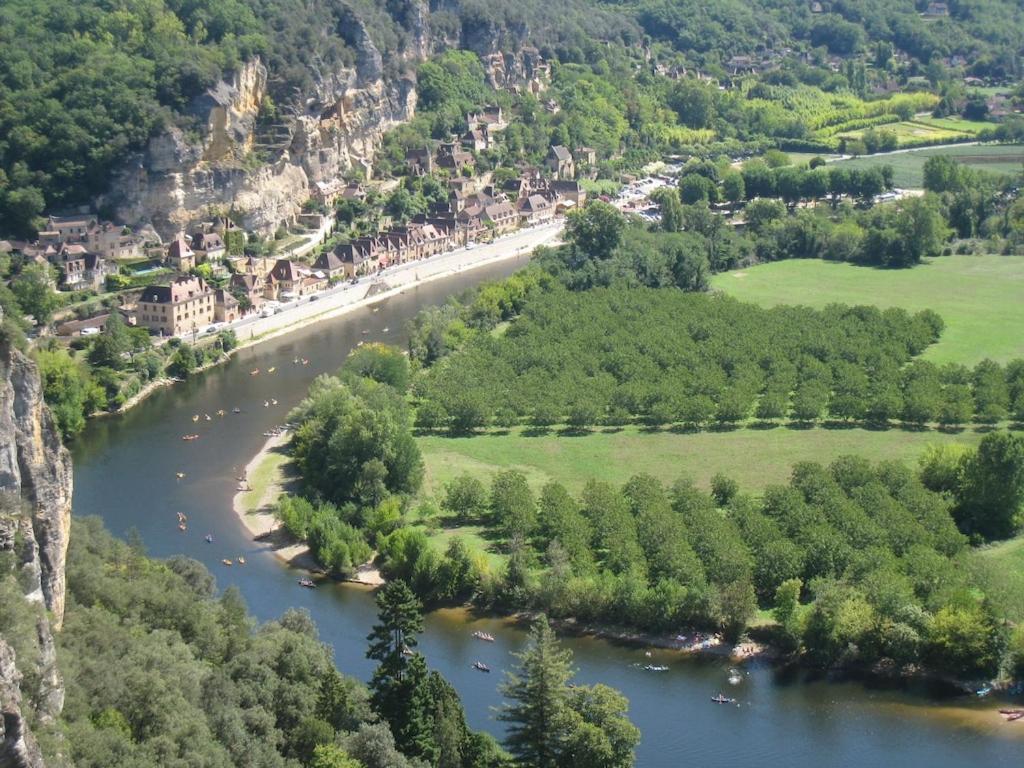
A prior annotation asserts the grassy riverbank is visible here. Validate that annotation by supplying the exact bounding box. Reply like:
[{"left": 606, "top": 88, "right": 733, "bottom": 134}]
[{"left": 711, "top": 255, "right": 1024, "bottom": 365}]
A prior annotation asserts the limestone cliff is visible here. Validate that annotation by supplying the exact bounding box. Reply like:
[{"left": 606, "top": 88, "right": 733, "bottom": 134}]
[
  {"left": 102, "top": 5, "right": 425, "bottom": 240},
  {"left": 0, "top": 327, "right": 73, "bottom": 768}
]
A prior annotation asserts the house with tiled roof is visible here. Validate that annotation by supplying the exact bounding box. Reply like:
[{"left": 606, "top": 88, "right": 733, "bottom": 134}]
[
  {"left": 166, "top": 234, "right": 196, "bottom": 272},
  {"left": 135, "top": 276, "right": 214, "bottom": 337},
  {"left": 312, "top": 249, "right": 347, "bottom": 279},
  {"left": 229, "top": 272, "right": 265, "bottom": 312},
  {"left": 191, "top": 231, "right": 226, "bottom": 263},
  {"left": 517, "top": 194, "right": 555, "bottom": 225}
]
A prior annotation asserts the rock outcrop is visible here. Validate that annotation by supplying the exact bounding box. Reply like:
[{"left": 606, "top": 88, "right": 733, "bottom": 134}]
[
  {"left": 102, "top": 13, "right": 424, "bottom": 241},
  {"left": 0, "top": 639, "right": 45, "bottom": 768},
  {"left": 0, "top": 325, "right": 73, "bottom": 768}
]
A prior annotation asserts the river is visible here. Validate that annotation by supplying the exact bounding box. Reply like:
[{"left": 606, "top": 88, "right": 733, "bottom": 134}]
[{"left": 70, "top": 254, "right": 1021, "bottom": 767}]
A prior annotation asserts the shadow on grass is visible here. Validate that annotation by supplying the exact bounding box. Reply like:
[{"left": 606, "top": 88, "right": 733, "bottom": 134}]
[
  {"left": 785, "top": 420, "right": 817, "bottom": 430},
  {"left": 522, "top": 426, "right": 553, "bottom": 438},
  {"left": 601, "top": 426, "right": 625, "bottom": 434},
  {"left": 748, "top": 420, "right": 780, "bottom": 430},
  {"left": 707, "top": 422, "right": 740, "bottom": 433},
  {"left": 556, "top": 426, "right": 593, "bottom": 437},
  {"left": 972, "top": 424, "right": 998, "bottom": 434},
  {"left": 667, "top": 424, "right": 701, "bottom": 435}
]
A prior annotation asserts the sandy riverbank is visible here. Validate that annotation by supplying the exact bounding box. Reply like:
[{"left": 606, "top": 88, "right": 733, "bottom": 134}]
[{"left": 232, "top": 430, "right": 384, "bottom": 585}]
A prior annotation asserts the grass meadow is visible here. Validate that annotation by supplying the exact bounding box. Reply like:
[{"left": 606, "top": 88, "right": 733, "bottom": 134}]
[
  {"left": 833, "top": 143, "right": 1024, "bottom": 187},
  {"left": 711, "top": 255, "right": 1024, "bottom": 366}
]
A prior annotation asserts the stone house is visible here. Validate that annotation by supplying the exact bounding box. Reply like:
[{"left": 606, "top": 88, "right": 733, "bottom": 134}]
[
  {"left": 405, "top": 147, "right": 434, "bottom": 176},
  {"left": 229, "top": 273, "right": 265, "bottom": 312},
  {"left": 191, "top": 231, "right": 226, "bottom": 263},
  {"left": 46, "top": 214, "right": 97, "bottom": 242},
  {"left": 461, "top": 128, "right": 488, "bottom": 152},
  {"left": 214, "top": 288, "right": 239, "bottom": 323},
  {"left": 517, "top": 194, "right": 555, "bottom": 225},
  {"left": 547, "top": 146, "right": 575, "bottom": 180},
  {"left": 166, "top": 234, "right": 196, "bottom": 272},
  {"left": 437, "top": 143, "right": 474, "bottom": 173},
  {"left": 482, "top": 201, "right": 518, "bottom": 235},
  {"left": 312, "top": 250, "right": 347, "bottom": 279},
  {"left": 135, "top": 276, "right": 214, "bottom": 337},
  {"left": 85, "top": 222, "right": 141, "bottom": 261}
]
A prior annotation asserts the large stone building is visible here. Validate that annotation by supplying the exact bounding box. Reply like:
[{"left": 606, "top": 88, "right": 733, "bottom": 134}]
[{"left": 135, "top": 275, "right": 215, "bottom": 337}]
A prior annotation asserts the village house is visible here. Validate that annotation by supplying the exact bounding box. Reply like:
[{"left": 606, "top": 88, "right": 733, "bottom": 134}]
[
  {"left": 333, "top": 241, "right": 379, "bottom": 278},
  {"left": 214, "top": 288, "right": 239, "bottom": 323},
  {"left": 547, "top": 146, "right": 575, "bottom": 180},
  {"left": 466, "top": 106, "right": 507, "bottom": 133},
  {"left": 266, "top": 259, "right": 325, "bottom": 300},
  {"left": 341, "top": 182, "right": 366, "bottom": 201},
  {"left": 85, "top": 222, "right": 142, "bottom": 261},
  {"left": 47, "top": 214, "right": 97, "bottom": 242},
  {"left": 228, "top": 272, "right": 265, "bottom": 313},
  {"left": 312, "top": 249, "right": 347, "bottom": 280},
  {"left": 191, "top": 231, "right": 226, "bottom": 263},
  {"left": 313, "top": 179, "right": 346, "bottom": 206},
  {"left": 166, "top": 234, "right": 196, "bottom": 272},
  {"left": 456, "top": 204, "right": 488, "bottom": 243},
  {"left": 405, "top": 147, "right": 434, "bottom": 176},
  {"left": 482, "top": 201, "right": 518, "bottom": 235},
  {"left": 924, "top": 2, "right": 949, "bottom": 17},
  {"left": 550, "top": 180, "right": 587, "bottom": 209},
  {"left": 517, "top": 194, "right": 555, "bottom": 226},
  {"left": 576, "top": 147, "right": 598, "bottom": 167},
  {"left": 461, "top": 128, "right": 488, "bottom": 152},
  {"left": 437, "top": 144, "right": 474, "bottom": 173},
  {"left": 135, "top": 275, "right": 215, "bottom": 337}
]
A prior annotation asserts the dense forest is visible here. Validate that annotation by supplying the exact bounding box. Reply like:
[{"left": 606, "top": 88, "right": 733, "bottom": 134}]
[{"left": 1, "top": 516, "right": 640, "bottom": 767}]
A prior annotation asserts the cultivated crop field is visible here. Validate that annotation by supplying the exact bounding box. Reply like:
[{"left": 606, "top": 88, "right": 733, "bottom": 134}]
[
  {"left": 834, "top": 143, "right": 1024, "bottom": 187},
  {"left": 711, "top": 255, "right": 1024, "bottom": 365}
]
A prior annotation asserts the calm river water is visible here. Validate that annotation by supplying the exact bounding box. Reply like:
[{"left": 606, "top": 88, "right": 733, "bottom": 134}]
[{"left": 71, "top": 255, "right": 1021, "bottom": 766}]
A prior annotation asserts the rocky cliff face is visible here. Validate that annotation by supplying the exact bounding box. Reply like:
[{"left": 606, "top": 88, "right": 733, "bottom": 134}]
[
  {"left": 102, "top": 6, "right": 425, "bottom": 240},
  {"left": 0, "top": 328, "right": 73, "bottom": 768}
]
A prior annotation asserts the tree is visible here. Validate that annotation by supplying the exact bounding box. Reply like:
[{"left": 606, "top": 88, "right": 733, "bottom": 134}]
[
  {"left": 342, "top": 343, "right": 411, "bottom": 392},
  {"left": 651, "top": 188, "right": 684, "bottom": 233},
  {"left": 491, "top": 470, "right": 537, "bottom": 541},
  {"left": 953, "top": 431, "right": 1024, "bottom": 541},
  {"left": 667, "top": 79, "right": 713, "bottom": 128},
  {"left": 562, "top": 685, "right": 640, "bottom": 768},
  {"left": 88, "top": 310, "right": 131, "bottom": 369},
  {"left": 311, "top": 744, "right": 362, "bottom": 768},
  {"left": 366, "top": 580, "right": 431, "bottom": 756},
  {"left": 442, "top": 474, "right": 489, "bottom": 523},
  {"left": 721, "top": 171, "right": 745, "bottom": 205},
  {"left": 35, "top": 348, "right": 104, "bottom": 438},
  {"left": 743, "top": 198, "right": 785, "bottom": 233},
  {"left": 498, "top": 616, "right": 575, "bottom": 768},
  {"left": 11, "top": 263, "right": 59, "bottom": 324},
  {"left": 565, "top": 202, "right": 624, "bottom": 261}
]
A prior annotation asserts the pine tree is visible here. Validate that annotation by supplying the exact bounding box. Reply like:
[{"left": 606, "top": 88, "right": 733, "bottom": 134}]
[
  {"left": 367, "top": 579, "right": 427, "bottom": 753},
  {"left": 498, "top": 615, "right": 575, "bottom": 768}
]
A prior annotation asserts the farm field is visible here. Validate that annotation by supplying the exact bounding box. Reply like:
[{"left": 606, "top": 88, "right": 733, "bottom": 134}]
[
  {"left": 417, "top": 423, "right": 985, "bottom": 499},
  {"left": 832, "top": 116, "right": 988, "bottom": 149},
  {"left": 833, "top": 143, "right": 1024, "bottom": 187},
  {"left": 711, "top": 255, "right": 1024, "bottom": 365}
]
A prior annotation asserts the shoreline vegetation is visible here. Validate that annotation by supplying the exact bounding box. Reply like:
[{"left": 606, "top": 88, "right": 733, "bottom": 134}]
[{"left": 233, "top": 430, "right": 384, "bottom": 586}]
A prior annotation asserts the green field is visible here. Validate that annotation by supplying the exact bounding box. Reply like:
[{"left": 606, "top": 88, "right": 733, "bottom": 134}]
[
  {"left": 834, "top": 117, "right": 989, "bottom": 149},
  {"left": 418, "top": 424, "right": 984, "bottom": 499},
  {"left": 711, "top": 255, "right": 1024, "bottom": 366},
  {"left": 833, "top": 143, "right": 1024, "bottom": 188}
]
